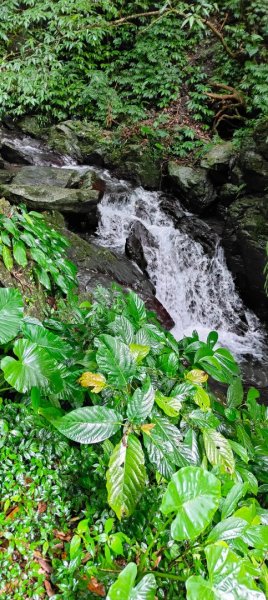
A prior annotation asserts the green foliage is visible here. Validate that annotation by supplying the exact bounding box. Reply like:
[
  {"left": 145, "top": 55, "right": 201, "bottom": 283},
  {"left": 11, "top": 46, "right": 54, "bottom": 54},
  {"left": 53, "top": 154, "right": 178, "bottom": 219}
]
[
  {"left": 0, "top": 204, "right": 77, "bottom": 295},
  {"left": 0, "top": 0, "right": 266, "bottom": 135},
  {"left": 0, "top": 283, "right": 268, "bottom": 598}
]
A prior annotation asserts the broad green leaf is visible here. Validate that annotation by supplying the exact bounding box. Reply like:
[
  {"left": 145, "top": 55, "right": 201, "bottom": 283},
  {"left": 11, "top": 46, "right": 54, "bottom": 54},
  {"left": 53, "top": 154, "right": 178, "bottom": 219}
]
[
  {"left": 131, "top": 574, "right": 156, "bottom": 599},
  {"left": 187, "top": 544, "right": 266, "bottom": 599},
  {"left": 1, "top": 338, "right": 61, "bottom": 393},
  {"left": 236, "top": 466, "right": 258, "bottom": 495},
  {"left": 30, "top": 247, "right": 49, "bottom": 269},
  {"left": 143, "top": 432, "right": 176, "bottom": 480},
  {"left": 107, "top": 563, "right": 156, "bottom": 600},
  {"left": 183, "top": 429, "right": 201, "bottom": 465},
  {"left": 22, "top": 322, "right": 72, "bottom": 360},
  {"left": 203, "top": 429, "right": 235, "bottom": 473},
  {"left": 186, "top": 576, "right": 216, "bottom": 600},
  {"left": 242, "top": 525, "right": 268, "bottom": 550},
  {"left": 0, "top": 288, "right": 24, "bottom": 343},
  {"left": 53, "top": 407, "right": 122, "bottom": 444},
  {"left": 107, "top": 563, "right": 137, "bottom": 600},
  {"left": 227, "top": 377, "right": 243, "bottom": 408},
  {"left": 193, "top": 387, "right": 210, "bottom": 411},
  {"left": 135, "top": 324, "right": 165, "bottom": 351},
  {"left": 127, "top": 378, "right": 155, "bottom": 423},
  {"left": 206, "top": 544, "right": 265, "bottom": 599},
  {"left": 13, "top": 240, "right": 28, "bottom": 267},
  {"left": 69, "top": 535, "right": 81, "bottom": 560},
  {"left": 33, "top": 265, "right": 51, "bottom": 290},
  {"left": 229, "top": 440, "right": 249, "bottom": 463},
  {"left": 107, "top": 434, "right": 146, "bottom": 519},
  {"left": 188, "top": 409, "right": 220, "bottom": 429},
  {"left": 109, "top": 315, "right": 135, "bottom": 344},
  {"left": 221, "top": 483, "right": 248, "bottom": 519},
  {"left": 2, "top": 217, "right": 18, "bottom": 236},
  {"left": 206, "top": 517, "right": 248, "bottom": 544},
  {"left": 200, "top": 348, "right": 239, "bottom": 384},
  {"left": 96, "top": 334, "right": 135, "bottom": 388},
  {"left": 158, "top": 351, "right": 179, "bottom": 377},
  {"left": 2, "top": 245, "right": 13, "bottom": 271},
  {"left": 161, "top": 466, "right": 221, "bottom": 541},
  {"left": 170, "top": 381, "right": 195, "bottom": 402},
  {"left": 155, "top": 391, "right": 182, "bottom": 417},
  {"left": 151, "top": 413, "right": 193, "bottom": 468},
  {"left": 127, "top": 291, "right": 147, "bottom": 325}
]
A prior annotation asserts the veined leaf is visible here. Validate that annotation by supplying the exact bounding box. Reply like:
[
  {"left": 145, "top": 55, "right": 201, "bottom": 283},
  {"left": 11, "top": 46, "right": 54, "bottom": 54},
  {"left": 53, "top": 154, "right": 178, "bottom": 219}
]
[
  {"left": 22, "top": 322, "right": 72, "bottom": 360},
  {"left": 127, "top": 378, "right": 155, "bottom": 423},
  {"left": 227, "top": 377, "right": 243, "bottom": 408},
  {"left": 161, "top": 467, "right": 221, "bottom": 541},
  {"left": 187, "top": 544, "right": 266, "bottom": 600},
  {"left": 127, "top": 291, "right": 147, "bottom": 325},
  {"left": 143, "top": 432, "right": 176, "bottom": 480},
  {"left": 0, "top": 288, "right": 24, "bottom": 344},
  {"left": 129, "top": 343, "right": 150, "bottom": 363},
  {"left": 206, "top": 517, "right": 248, "bottom": 544},
  {"left": 203, "top": 428, "right": 235, "bottom": 473},
  {"left": 107, "top": 434, "right": 146, "bottom": 520},
  {"left": 155, "top": 391, "right": 182, "bottom": 417},
  {"left": 2, "top": 244, "right": 13, "bottom": 271},
  {"left": 221, "top": 483, "right": 249, "bottom": 519},
  {"left": 52, "top": 406, "right": 122, "bottom": 444},
  {"left": 96, "top": 334, "right": 135, "bottom": 388},
  {"left": 13, "top": 240, "right": 28, "bottom": 267},
  {"left": 78, "top": 371, "right": 107, "bottom": 393},
  {"left": 109, "top": 315, "right": 135, "bottom": 344},
  {"left": 151, "top": 412, "right": 193, "bottom": 468},
  {"left": 193, "top": 387, "right": 210, "bottom": 411},
  {"left": 107, "top": 562, "right": 156, "bottom": 600},
  {"left": 1, "top": 338, "right": 61, "bottom": 393}
]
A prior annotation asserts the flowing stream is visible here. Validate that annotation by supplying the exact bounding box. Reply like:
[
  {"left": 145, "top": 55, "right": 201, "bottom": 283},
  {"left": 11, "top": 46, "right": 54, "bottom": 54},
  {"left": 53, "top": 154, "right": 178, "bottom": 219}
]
[{"left": 95, "top": 170, "right": 266, "bottom": 360}]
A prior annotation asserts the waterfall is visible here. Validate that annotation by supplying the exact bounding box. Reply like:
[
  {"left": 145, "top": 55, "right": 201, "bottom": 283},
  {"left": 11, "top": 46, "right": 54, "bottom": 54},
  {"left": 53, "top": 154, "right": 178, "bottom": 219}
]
[{"left": 97, "top": 172, "right": 265, "bottom": 359}]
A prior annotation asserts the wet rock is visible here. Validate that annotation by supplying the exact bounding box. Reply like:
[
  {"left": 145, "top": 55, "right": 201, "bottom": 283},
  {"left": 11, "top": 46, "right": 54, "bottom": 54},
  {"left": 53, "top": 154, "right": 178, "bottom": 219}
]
[
  {"left": 238, "top": 147, "right": 268, "bottom": 194},
  {"left": 45, "top": 212, "right": 174, "bottom": 329},
  {"left": 112, "top": 143, "right": 161, "bottom": 189},
  {"left": 12, "top": 166, "right": 89, "bottom": 188},
  {"left": 0, "top": 127, "right": 69, "bottom": 167},
  {"left": 253, "top": 118, "right": 268, "bottom": 161},
  {"left": 224, "top": 195, "right": 268, "bottom": 322},
  {"left": 179, "top": 215, "right": 218, "bottom": 257},
  {"left": 0, "top": 182, "right": 101, "bottom": 217},
  {"left": 48, "top": 120, "right": 112, "bottom": 165},
  {"left": 16, "top": 116, "right": 47, "bottom": 139},
  {"left": 0, "top": 169, "right": 13, "bottom": 184},
  {"left": 126, "top": 221, "right": 158, "bottom": 274},
  {"left": 160, "top": 194, "right": 184, "bottom": 222},
  {"left": 200, "top": 142, "right": 235, "bottom": 175},
  {"left": 167, "top": 162, "right": 216, "bottom": 214}
]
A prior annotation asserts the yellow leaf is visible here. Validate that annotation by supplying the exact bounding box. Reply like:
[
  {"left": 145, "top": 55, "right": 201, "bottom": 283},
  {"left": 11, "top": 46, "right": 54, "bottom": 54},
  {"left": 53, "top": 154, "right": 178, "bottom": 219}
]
[
  {"left": 78, "top": 372, "right": 107, "bottom": 393},
  {"left": 186, "top": 369, "right": 208, "bottom": 384},
  {"left": 141, "top": 423, "right": 155, "bottom": 436},
  {"left": 129, "top": 343, "right": 150, "bottom": 363}
]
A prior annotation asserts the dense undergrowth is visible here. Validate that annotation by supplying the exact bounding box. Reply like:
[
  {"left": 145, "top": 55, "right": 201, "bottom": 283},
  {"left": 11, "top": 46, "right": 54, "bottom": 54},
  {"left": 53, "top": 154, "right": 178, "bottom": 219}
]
[
  {"left": 0, "top": 0, "right": 267, "bottom": 157},
  {"left": 0, "top": 205, "right": 268, "bottom": 599}
]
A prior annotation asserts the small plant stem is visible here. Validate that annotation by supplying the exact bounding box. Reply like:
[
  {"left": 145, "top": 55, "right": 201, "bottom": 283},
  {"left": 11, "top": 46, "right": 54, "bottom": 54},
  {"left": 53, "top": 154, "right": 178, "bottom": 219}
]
[
  {"left": 137, "top": 515, "right": 173, "bottom": 575},
  {"left": 0, "top": 387, "right": 13, "bottom": 393}
]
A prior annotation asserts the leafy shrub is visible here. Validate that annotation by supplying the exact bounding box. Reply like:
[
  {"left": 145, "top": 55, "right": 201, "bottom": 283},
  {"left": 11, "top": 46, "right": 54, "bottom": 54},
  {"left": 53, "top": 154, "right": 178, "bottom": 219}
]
[
  {"left": 0, "top": 280, "right": 267, "bottom": 597},
  {"left": 0, "top": 204, "right": 77, "bottom": 295}
]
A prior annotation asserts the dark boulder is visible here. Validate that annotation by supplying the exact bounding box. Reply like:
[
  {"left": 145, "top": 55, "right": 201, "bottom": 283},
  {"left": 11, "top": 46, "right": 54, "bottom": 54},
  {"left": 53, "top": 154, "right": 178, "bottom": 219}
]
[
  {"left": 167, "top": 162, "right": 216, "bottom": 214},
  {"left": 223, "top": 195, "right": 268, "bottom": 322}
]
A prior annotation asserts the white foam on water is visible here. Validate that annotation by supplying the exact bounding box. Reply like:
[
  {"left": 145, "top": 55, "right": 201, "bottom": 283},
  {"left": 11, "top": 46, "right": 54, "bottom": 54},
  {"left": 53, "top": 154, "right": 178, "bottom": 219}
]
[{"left": 97, "top": 178, "right": 266, "bottom": 359}]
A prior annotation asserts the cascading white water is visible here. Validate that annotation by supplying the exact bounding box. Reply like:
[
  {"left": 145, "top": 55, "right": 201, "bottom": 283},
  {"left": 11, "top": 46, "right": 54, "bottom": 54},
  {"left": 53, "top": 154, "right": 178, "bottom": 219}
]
[{"left": 97, "top": 173, "right": 266, "bottom": 359}]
